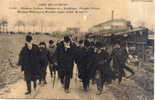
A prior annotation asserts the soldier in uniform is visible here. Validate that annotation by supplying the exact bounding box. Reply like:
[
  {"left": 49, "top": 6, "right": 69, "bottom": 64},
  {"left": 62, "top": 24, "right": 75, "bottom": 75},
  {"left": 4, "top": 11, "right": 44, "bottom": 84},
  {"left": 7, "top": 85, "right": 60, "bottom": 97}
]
[
  {"left": 55, "top": 36, "right": 76, "bottom": 93},
  {"left": 94, "top": 42, "right": 111, "bottom": 95},
  {"left": 38, "top": 42, "right": 49, "bottom": 85},
  {"left": 18, "top": 35, "right": 41, "bottom": 95}
]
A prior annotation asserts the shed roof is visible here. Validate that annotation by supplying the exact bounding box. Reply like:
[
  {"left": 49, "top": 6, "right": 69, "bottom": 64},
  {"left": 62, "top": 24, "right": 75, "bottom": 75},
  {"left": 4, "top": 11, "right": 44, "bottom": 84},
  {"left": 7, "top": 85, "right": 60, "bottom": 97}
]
[
  {"left": 89, "top": 27, "right": 147, "bottom": 36},
  {"left": 93, "top": 19, "right": 129, "bottom": 28}
]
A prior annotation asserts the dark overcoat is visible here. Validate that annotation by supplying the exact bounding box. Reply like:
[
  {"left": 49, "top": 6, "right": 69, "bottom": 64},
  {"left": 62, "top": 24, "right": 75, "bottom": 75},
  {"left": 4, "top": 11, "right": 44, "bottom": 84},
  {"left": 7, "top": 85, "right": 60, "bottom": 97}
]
[
  {"left": 74, "top": 46, "right": 86, "bottom": 79},
  {"left": 39, "top": 47, "right": 49, "bottom": 68},
  {"left": 18, "top": 44, "right": 41, "bottom": 81},
  {"left": 111, "top": 47, "right": 128, "bottom": 78},
  {"left": 79, "top": 47, "right": 95, "bottom": 80},
  {"left": 55, "top": 41, "right": 76, "bottom": 78},
  {"left": 47, "top": 45, "right": 57, "bottom": 64},
  {"left": 94, "top": 50, "right": 112, "bottom": 81}
]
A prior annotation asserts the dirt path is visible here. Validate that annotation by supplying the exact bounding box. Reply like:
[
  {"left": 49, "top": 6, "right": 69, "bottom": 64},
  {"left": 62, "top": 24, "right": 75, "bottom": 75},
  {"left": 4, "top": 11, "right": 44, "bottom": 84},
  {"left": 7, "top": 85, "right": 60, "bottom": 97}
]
[
  {"left": 0, "top": 65, "right": 116, "bottom": 100},
  {"left": 0, "top": 63, "right": 153, "bottom": 100}
]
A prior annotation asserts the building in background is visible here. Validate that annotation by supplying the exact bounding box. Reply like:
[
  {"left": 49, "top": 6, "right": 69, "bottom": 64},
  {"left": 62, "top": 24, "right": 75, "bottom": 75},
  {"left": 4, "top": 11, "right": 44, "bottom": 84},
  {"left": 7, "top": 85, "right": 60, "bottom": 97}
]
[
  {"left": 87, "top": 19, "right": 148, "bottom": 61},
  {"left": 66, "top": 27, "right": 80, "bottom": 34}
]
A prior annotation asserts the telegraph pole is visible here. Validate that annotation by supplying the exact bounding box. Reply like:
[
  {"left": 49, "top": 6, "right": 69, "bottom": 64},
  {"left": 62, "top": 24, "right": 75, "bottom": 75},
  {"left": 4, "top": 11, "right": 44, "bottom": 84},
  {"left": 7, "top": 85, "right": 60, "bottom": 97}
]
[{"left": 112, "top": 10, "right": 114, "bottom": 20}]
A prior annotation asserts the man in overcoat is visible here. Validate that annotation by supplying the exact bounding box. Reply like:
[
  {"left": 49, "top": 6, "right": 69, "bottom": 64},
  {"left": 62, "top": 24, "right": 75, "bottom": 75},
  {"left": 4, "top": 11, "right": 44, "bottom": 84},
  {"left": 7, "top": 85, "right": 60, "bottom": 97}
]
[
  {"left": 55, "top": 35, "right": 76, "bottom": 93},
  {"left": 111, "top": 43, "right": 126, "bottom": 84},
  {"left": 18, "top": 35, "right": 41, "bottom": 95},
  {"left": 74, "top": 40, "right": 85, "bottom": 80},
  {"left": 79, "top": 40, "right": 95, "bottom": 91},
  {"left": 47, "top": 40, "right": 58, "bottom": 80},
  {"left": 94, "top": 42, "right": 111, "bottom": 95},
  {"left": 38, "top": 42, "right": 49, "bottom": 85}
]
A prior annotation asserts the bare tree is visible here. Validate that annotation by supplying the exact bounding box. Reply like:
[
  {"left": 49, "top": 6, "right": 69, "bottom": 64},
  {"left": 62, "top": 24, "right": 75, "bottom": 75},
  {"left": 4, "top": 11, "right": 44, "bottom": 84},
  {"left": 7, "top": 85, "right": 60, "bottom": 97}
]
[
  {"left": 47, "top": 21, "right": 55, "bottom": 33},
  {"left": 29, "top": 20, "right": 38, "bottom": 34},
  {"left": 39, "top": 20, "right": 45, "bottom": 33},
  {"left": 15, "top": 20, "right": 25, "bottom": 33},
  {"left": 1, "top": 20, "right": 8, "bottom": 33}
]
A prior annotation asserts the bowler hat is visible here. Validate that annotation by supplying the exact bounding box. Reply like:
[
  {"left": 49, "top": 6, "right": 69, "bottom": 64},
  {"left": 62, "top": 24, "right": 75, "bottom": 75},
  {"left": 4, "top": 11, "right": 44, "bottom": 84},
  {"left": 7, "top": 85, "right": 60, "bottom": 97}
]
[
  {"left": 26, "top": 35, "right": 33, "bottom": 42},
  {"left": 64, "top": 36, "right": 70, "bottom": 42}
]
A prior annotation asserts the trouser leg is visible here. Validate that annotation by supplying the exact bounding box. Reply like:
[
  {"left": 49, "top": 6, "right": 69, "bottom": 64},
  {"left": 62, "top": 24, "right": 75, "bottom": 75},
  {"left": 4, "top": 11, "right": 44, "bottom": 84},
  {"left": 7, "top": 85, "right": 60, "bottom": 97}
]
[
  {"left": 96, "top": 72, "right": 103, "bottom": 92},
  {"left": 118, "top": 68, "right": 125, "bottom": 84},
  {"left": 60, "top": 71, "right": 65, "bottom": 85},
  {"left": 33, "top": 80, "right": 37, "bottom": 89},
  {"left": 87, "top": 79, "right": 90, "bottom": 88},
  {"left": 38, "top": 69, "right": 41, "bottom": 84},
  {"left": 58, "top": 64, "right": 63, "bottom": 80},
  {"left": 64, "top": 75, "right": 70, "bottom": 90},
  {"left": 43, "top": 67, "right": 47, "bottom": 83},
  {"left": 59, "top": 69, "right": 65, "bottom": 84},
  {"left": 83, "top": 79, "right": 87, "bottom": 90},
  {"left": 96, "top": 76, "right": 104, "bottom": 95},
  {"left": 60, "top": 77, "right": 64, "bottom": 84},
  {"left": 26, "top": 80, "right": 31, "bottom": 92},
  {"left": 97, "top": 79, "right": 104, "bottom": 91},
  {"left": 40, "top": 67, "right": 44, "bottom": 81},
  {"left": 96, "top": 79, "right": 100, "bottom": 91},
  {"left": 58, "top": 70, "right": 61, "bottom": 79},
  {"left": 49, "top": 64, "right": 53, "bottom": 78},
  {"left": 100, "top": 73, "right": 105, "bottom": 91},
  {"left": 70, "top": 66, "right": 74, "bottom": 79},
  {"left": 82, "top": 77, "right": 89, "bottom": 90},
  {"left": 85, "top": 74, "right": 90, "bottom": 89},
  {"left": 124, "top": 65, "right": 135, "bottom": 74}
]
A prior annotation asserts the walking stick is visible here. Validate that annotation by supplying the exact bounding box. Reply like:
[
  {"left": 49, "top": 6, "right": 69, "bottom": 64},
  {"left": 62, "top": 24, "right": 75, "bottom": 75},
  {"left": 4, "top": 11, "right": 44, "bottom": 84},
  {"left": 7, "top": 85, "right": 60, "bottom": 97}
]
[
  {"left": 53, "top": 73, "right": 56, "bottom": 88},
  {"left": 75, "top": 64, "right": 78, "bottom": 82}
]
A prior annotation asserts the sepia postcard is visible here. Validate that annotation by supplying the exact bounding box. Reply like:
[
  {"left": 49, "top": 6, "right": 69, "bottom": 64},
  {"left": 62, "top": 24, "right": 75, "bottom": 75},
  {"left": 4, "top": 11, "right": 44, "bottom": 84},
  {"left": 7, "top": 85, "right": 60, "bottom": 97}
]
[{"left": 0, "top": 0, "right": 154, "bottom": 100}]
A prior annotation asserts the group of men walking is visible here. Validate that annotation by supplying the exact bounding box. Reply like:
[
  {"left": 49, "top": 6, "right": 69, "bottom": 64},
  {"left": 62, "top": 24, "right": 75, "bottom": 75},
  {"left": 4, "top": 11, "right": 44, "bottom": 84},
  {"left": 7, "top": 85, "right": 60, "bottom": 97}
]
[{"left": 18, "top": 35, "right": 134, "bottom": 95}]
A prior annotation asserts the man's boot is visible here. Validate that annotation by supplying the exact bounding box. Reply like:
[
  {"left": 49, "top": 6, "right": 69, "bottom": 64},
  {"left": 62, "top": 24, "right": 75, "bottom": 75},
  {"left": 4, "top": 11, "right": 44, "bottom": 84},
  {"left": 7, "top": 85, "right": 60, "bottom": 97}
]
[
  {"left": 38, "top": 80, "right": 41, "bottom": 85},
  {"left": 96, "top": 90, "right": 102, "bottom": 95},
  {"left": 33, "top": 80, "right": 37, "bottom": 91},
  {"left": 25, "top": 91, "right": 31, "bottom": 95},
  {"left": 44, "top": 80, "right": 47, "bottom": 85},
  {"left": 25, "top": 82, "right": 31, "bottom": 95}
]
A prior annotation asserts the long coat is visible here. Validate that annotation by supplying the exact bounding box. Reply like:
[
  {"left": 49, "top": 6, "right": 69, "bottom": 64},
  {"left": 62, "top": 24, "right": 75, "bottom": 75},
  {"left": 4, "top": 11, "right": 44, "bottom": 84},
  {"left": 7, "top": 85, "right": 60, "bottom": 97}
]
[
  {"left": 18, "top": 44, "right": 41, "bottom": 81},
  {"left": 39, "top": 47, "right": 49, "bottom": 68},
  {"left": 79, "top": 47, "right": 95, "bottom": 81},
  {"left": 94, "top": 50, "right": 112, "bottom": 81},
  {"left": 111, "top": 47, "right": 128, "bottom": 70},
  {"left": 74, "top": 46, "right": 87, "bottom": 79},
  {"left": 111, "top": 47, "right": 128, "bottom": 78},
  {"left": 47, "top": 45, "right": 57, "bottom": 64},
  {"left": 55, "top": 41, "right": 76, "bottom": 78}
]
